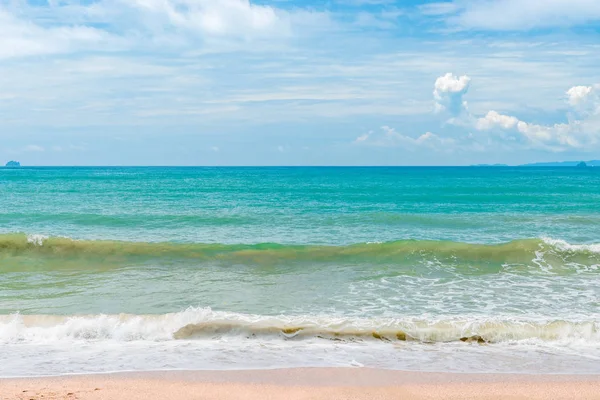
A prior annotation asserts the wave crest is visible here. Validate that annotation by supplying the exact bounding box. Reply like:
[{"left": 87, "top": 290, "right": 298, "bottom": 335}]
[
  {"left": 1, "top": 308, "right": 598, "bottom": 345},
  {"left": 0, "top": 234, "right": 598, "bottom": 274}
]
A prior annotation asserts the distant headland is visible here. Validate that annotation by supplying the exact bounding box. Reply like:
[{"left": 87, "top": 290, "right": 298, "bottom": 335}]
[
  {"left": 520, "top": 160, "right": 598, "bottom": 167},
  {"left": 474, "top": 160, "right": 599, "bottom": 167},
  {"left": 4, "top": 161, "right": 21, "bottom": 167}
]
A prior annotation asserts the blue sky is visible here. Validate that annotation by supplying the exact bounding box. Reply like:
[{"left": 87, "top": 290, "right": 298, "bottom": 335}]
[{"left": 1, "top": 0, "right": 600, "bottom": 165}]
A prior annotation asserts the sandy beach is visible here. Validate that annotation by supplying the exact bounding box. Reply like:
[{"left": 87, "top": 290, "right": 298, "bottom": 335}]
[{"left": 2, "top": 368, "right": 600, "bottom": 400}]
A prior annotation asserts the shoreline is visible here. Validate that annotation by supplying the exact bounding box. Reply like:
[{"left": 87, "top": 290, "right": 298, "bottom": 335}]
[
  {"left": 4, "top": 367, "right": 600, "bottom": 381},
  {"left": 2, "top": 368, "right": 600, "bottom": 399}
]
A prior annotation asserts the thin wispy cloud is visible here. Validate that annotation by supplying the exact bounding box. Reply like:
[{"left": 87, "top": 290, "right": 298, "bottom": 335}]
[{"left": 446, "top": 0, "right": 600, "bottom": 31}]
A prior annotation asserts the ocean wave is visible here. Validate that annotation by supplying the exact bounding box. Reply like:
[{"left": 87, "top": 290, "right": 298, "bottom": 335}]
[
  {"left": 1, "top": 308, "right": 598, "bottom": 345},
  {"left": 26, "top": 233, "right": 49, "bottom": 246},
  {"left": 0, "top": 234, "right": 598, "bottom": 272},
  {"left": 541, "top": 237, "right": 600, "bottom": 253}
]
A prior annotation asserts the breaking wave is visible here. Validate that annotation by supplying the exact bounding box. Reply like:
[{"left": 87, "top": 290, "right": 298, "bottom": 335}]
[
  {"left": 1, "top": 308, "right": 598, "bottom": 345},
  {"left": 0, "top": 233, "right": 597, "bottom": 274}
]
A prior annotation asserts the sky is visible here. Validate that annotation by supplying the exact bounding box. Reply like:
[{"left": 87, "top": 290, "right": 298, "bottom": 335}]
[{"left": 1, "top": 0, "right": 600, "bottom": 166}]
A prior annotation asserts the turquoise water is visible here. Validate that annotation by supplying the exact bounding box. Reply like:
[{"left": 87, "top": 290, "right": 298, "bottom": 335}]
[{"left": 1, "top": 167, "right": 599, "bottom": 375}]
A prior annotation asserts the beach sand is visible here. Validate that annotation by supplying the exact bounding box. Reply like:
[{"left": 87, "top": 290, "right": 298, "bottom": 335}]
[{"left": 2, "top": 368, "right": 600, "bottom": 400}]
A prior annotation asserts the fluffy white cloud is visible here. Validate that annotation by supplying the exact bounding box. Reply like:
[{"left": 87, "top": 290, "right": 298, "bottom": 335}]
[
  {"left": 567, "top": 86, "right": 594, "bottom": 107},
  {"left": 476, "top": 111, "right": 519, "bottom": 130},
  {"left": 433, "top": 73, "right": 470, "bottom": 116},
  {"left": 515, "top": 121, "right": 583, "bottom": 149},
  {"left": 566, "top": 85, "right": 600, "bottom": 117},
  {"left": 367, "top": 74, "right": 600, "bottom": 153},
  {"left": 354, "top": 126, "right": 451, "bottom": 149},
  {"left": 447, "top": 0, "right": 600, "bottom": 31},
  {"left": 473, "top": 83, "right": 600, "bottom": 151}
]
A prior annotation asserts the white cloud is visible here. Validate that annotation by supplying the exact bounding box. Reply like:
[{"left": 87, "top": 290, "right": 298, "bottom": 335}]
[
  {"left": 447, "top": 0, "right": 600, "bottom": 31},
  {"left": 566, "top": 85, "right": 600, "bottom": 117},
  {"left": 125, "top": 0, "right": 286, "bottom": 38},
  {"left": 354, "top": 126, "right": 452, "bottom": 149},
  {"left": 21, "top": 144, "right": 86, "bottom": 153},
  {"left": 418, "top": 2, "right": 459, "bottom": 16},
  {"left": 515, "top": 121, "right": 583, "bottom": 150},
  {"left": 24, "top": 144, "right": 45, "bottom": 152},
  {"left": 473, "top": 82, "right": 600, "bottom": 151},
  {"left": 476, "top": 111, "right": 519, "bottom": 130},
  {"left": 567, "top": 86, "right": 594, "bottom": 107},
  {"left": 354, "top": 133, "right": 370, "bottom": 143},
  {"left": 433, "top": 73, "right": 470, "bottom": 116},
  {"left": 0, "top": 0, "right": 328, "bottom": 61},
  {"left": 353, "top": 12, "right": 397, "bottom": 29},
  {"left": 0, "top": 8, "right": 110, "bottom": 59},
  {"left": 427, "top": 73, "right": 600, "bottom": 152},
  {"left": 211, "top": 146, "right": 220, "bottom": 152}
]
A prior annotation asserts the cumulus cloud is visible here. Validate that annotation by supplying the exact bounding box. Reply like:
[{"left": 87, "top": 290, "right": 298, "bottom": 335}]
[
  {"left": 567, "top": 86, "right": 594, "bottom": 107},
  {"left": 433, "top": 73, "right": 471, "bottom": 117},
  {"left": 566, "top": 85, "right": 600, "bottom": 117},
  {"left": 473, "top": 83, "right": 600, "bottom": 151},
  {"left": 515, "top": 121, "right": 583, "bottom": 150},
  {"left": 427, "top": 73, "right": 600, "bottom": 152},
  {"left": 476, "top": 111, "right": 519, "bottom": 130},
  {"left": 354, "top": 126, "right": 451, "bottom": 149}
]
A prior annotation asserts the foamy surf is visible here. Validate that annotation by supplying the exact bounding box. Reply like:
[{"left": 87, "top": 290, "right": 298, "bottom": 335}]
[
  {"left": 26, "top": 233, "right": 49, "bottom": 246},
  {"left": 3, "top": 309, "right": 600, "bottom": 376},
  {"left": 1, "top": 308, "right": 598, "bottom": 345},
  {"left": 541, "top": 237, "right": 600, "bottom": 253}
]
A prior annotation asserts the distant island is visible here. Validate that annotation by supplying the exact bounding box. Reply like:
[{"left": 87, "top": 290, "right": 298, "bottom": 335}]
[
  {"left": 520, "top": 160, "right": 599, "bottom": 167},
  {"left": 473, "top": 160, "right": 599, "bottom": 167},
  {"left": 4, "top": 161, "right": 21, "bottom": 167}
]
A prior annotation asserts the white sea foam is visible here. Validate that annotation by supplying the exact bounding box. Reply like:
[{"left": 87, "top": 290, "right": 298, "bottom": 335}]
[
  {"left": 1, "top": 308, "right": 598, "bottom": 345},
  {"left": 2, "top": 309, "right": 600, "bottom": 377},
  {"left": 26, "top": 234, "right": 49, "bottom": 246},
  {"left": 542, "top": 237, "right": 600, "bottom": 253}
]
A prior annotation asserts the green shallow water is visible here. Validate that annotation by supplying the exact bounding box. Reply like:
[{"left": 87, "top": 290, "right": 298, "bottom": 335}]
[{"left": 0, "top": 234, "right": 598, "bottom": 275}]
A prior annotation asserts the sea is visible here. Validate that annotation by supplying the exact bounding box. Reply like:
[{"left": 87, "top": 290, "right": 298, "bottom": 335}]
[{"left": 0, "top": 167, "right": 599, "bottom": 377}]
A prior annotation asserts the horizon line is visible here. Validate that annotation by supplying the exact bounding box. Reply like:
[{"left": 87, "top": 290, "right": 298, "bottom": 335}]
[{"left": 1, "top": 164, "right": 596, "bottom": 168}]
